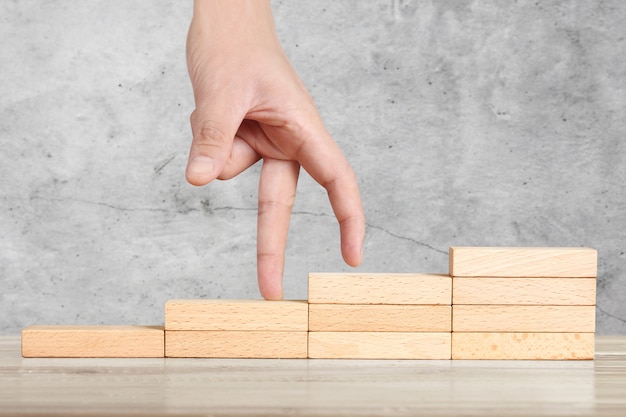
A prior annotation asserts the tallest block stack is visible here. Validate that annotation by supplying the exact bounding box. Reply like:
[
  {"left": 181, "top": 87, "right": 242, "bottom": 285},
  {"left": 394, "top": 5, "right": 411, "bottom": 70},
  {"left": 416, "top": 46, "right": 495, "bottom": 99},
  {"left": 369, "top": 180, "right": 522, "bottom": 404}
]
[{"left": 450, "top": 247, "right": 597, "bottom": 360}]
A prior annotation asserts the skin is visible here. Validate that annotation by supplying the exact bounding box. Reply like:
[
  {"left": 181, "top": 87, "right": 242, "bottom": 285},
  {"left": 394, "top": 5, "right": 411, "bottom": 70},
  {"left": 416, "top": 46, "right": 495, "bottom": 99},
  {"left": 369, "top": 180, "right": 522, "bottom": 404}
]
[{"left": 185, "top": 0, "right": 365, "bottom": 300}]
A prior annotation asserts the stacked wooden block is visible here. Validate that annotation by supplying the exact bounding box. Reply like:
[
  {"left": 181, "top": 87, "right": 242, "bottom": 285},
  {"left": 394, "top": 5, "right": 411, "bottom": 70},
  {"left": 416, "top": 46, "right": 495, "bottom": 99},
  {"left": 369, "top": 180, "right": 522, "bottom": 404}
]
[
  {"left": 308, "top": 273, "right": 452, "bottom": 359},
  {"left": 450, "top": 247, "right": 597, "bottom": 360},
  {"left": 164, "top": 300, "right": 308, "bottom": 358},
  {"left": 21, "top": 247, "right": 597, "bottom": 360},
  {"left": 21, "top": 325, "right": 165, "bottom": 358}
]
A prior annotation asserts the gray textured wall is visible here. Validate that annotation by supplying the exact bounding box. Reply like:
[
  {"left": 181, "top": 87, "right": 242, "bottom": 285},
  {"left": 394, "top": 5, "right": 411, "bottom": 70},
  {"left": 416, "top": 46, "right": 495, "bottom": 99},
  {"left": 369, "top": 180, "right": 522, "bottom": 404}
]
[{"left": 2, "top": 1, "right": 624, "bottom": 334}]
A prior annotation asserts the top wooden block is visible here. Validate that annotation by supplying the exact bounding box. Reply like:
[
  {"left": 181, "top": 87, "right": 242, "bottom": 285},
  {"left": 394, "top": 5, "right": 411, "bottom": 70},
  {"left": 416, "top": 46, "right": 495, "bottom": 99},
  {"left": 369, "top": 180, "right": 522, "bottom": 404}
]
[
  {"left": 308, "top": 273, "right": 451, "bottom": 304},
  {"left": 449, "top": 247, "right": 597, "bottom": 277},
  {"left": 165, "top": 300, "right": 308, "bottom": 331}
]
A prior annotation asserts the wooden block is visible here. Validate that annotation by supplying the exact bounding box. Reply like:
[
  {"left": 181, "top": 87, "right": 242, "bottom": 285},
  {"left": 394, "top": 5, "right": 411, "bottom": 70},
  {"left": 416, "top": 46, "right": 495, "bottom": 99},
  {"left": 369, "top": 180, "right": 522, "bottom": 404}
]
[
  {"left": 21, "top": 326, "right": 164, "bottom": 358},
  {"left": 165, "top": 299, "right": 308, "bottom": 331},
  {"left": 449, "top": 247, "right": 597, "bottom": 277},
  {"left": 309, "top": 304, "right": 451, "bottom": 332},
  {"left": 452, "top": 305, "right": 596, "bottom": 332},
  {"left": 453, "top": 278, "right": 596, "bottom": 305},
  {"left": 452, "top": 332, "right": 595, "bottom": 360},
  {"left": 308, "top": 332, "right": 451, "bottom": 359},
  {"left": 308, "top": 273, "right": 451, "bottom": 305},
  {"left": 165, "top": 331, "right": 308, "bottom": 358}
]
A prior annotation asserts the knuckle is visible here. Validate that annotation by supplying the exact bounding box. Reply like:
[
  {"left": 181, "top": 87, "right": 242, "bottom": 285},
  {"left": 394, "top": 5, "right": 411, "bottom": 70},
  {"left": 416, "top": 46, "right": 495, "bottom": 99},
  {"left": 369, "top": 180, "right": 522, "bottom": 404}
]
[
  {"left": 257, "top": 252, "right": 281, "bottom": 261},
  {"left": 258, "top": 196, "right": 296, "bottom": 216},
  {"left": 196, "top": 121, "right": 227, "bottom": 145},
  {"left": 191, "top": 119, "right": 231, "bottom": 156},
  {"left": 339, "top": 212, "right": 365, "bottom": 228}
]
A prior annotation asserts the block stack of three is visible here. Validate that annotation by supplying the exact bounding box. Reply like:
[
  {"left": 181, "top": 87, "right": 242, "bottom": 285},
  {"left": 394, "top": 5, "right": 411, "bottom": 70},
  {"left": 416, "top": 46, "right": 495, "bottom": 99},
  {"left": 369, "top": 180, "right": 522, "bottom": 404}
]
[
  {"left": 450, "top": 247, "right": 597, "bottom": 360},
  {"left": 307, "top": 273, "right": 452, "bottom": 359}
]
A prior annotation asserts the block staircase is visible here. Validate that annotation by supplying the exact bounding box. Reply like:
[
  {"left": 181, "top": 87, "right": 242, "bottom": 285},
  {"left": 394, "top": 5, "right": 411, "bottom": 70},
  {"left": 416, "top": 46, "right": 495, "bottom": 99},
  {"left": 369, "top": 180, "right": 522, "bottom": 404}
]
[{"left": 22, "top": 247, "right": 597, "bottom": 360}]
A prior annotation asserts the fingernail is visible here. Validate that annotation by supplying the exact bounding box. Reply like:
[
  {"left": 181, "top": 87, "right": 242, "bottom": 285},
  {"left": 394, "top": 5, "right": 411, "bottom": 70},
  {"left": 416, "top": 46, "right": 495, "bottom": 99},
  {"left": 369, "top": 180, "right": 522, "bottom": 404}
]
[
  {"left": 186, "top": 156, "right": 216, "bottom": 185},
  {"left": 188, "top": 155, "right": 214, "bottom": 176},
  {"left": 189, "top": 155, "right": 213, "bottom": 172}
]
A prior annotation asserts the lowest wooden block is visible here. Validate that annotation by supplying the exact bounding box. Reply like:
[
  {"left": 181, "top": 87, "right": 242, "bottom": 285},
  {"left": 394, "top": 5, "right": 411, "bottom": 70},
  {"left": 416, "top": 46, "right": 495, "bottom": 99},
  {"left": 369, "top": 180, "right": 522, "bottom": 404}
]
[
  {"left": 452, "top": 332, "right": 594, "bottom": 360},
  {"left": 452, "top": 305, "right": 596, "bottom": 332},
  {"left": 21, "top": 325, "right": 164, "bottom": 358},
  {"left": 308, "top": 273, "right": 451, "bottom": 304},
  {"left": 166, "top": 331, "right": 307, "bottom": 358},
  {"left": 309, "top": 304, "right": 451, "bottom": 332},
  {"left": 449, "top": 247, "right": 597, "bottom": 277},
  {"left": 453, "top": 278, "right": 597, "bottom": 305},
  {"left": 165, "top": 299, "right": 308, "bottom": 331},
  {"left": 308, "top": 332, "right": 451, "bottom": 359}
]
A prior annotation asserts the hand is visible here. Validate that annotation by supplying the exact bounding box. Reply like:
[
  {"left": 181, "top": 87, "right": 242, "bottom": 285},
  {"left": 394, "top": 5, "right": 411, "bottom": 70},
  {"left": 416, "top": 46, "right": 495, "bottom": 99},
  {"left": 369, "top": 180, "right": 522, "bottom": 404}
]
[{"left": 185, "top": 0, "right": 365, "bottom": 300}]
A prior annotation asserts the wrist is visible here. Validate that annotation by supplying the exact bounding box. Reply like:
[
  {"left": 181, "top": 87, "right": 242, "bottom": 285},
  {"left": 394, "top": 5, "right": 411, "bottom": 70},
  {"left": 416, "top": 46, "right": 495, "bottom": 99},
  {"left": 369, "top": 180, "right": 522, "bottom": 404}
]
[{"left": 192, "top": 0, "right": 279, "bottom": 48}]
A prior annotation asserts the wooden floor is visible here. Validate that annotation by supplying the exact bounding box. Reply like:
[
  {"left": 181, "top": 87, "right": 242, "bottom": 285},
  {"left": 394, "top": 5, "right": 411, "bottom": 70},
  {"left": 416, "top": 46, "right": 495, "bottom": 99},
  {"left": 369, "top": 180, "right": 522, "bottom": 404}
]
[{"left": 1, "top": 336, "right": 625, "bottom": 416}]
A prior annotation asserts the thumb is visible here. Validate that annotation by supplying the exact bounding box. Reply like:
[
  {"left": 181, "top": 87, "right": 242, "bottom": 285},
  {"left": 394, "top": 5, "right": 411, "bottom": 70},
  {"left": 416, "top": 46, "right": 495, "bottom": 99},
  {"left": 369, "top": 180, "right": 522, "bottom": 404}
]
[{"left": 186, "top": 107, "right": 242, "bottom": 186}]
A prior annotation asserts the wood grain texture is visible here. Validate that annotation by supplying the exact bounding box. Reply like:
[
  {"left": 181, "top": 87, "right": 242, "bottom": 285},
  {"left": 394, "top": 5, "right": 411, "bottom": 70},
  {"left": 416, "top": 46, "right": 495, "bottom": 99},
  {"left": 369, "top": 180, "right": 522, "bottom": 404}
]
[
  {"left": 165, "top": 331, "right": 307, "bottom": 358},
  {"left": 452, "top": 332, "right": 595, "bottom": 360},
  {"left": 452, "top": 305, "right": 596, "bottom": 332},
  {"left": 6, "top": 336, "right": 626, "bottom": 414},
  {"left": 21, "top": 325, "right": 164, "bottom": 358},
  {"left": 449, "top": 247, "right": 597, "bottom": 277},
  {"left": 308, "top": 332, "right": 451, "bottom": 359},
  {"left": 309, "top": 304, "right": 451, "bottom": 332},
  {"left": 165, "top": 299, "right": 308, "bottom": 331},
  {"left": 453, "top": 277, "right": 597, "bottom": 305},
  {"left": 308, "top": 273, "right": 451, "bottom": 304}
]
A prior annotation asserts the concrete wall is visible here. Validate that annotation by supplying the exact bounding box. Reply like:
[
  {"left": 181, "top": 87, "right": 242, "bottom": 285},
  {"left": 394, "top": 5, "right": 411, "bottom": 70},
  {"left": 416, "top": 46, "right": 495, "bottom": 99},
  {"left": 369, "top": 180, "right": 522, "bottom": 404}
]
[{"left": 2, "top": 0, "right": 624, "bottom": 334}]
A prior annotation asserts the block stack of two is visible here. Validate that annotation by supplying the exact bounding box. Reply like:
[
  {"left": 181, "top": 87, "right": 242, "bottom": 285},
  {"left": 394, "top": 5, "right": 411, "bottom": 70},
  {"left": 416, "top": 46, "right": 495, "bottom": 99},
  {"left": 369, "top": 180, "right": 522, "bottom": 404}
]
[
  {"left": 165, "top": 300, "right": 309, "bottom": 358},
  {"left": 450, "top": 247, "right": 597, "bottom": 360},
  {"left": 307, "top": 273, "right": 452, "bottom": 359}
]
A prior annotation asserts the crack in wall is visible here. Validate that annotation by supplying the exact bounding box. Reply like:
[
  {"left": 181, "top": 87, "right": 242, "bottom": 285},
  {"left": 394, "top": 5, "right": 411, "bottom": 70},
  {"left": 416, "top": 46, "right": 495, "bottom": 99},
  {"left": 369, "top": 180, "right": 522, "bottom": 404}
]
[
  {"left": 210, "top": 206, "right": 256, "bottom": 212},
  {"left": 597, "top": 306, "right": 626, "bottom": 325},
  {"left": 366, "top": 223, "right": 448, "bottom": 255},
  {"left": 153, "top": 153, "right": 176, "bottom": 175},
  {"left": 290, "top": 211, "right": 447, "bottom": 256},
  {"left": 30, "top": 196, "right": 173, "bottom": 213},
  {"left": 25, "top": 196, "right": 448, "bottom": 256},
  {"left": 292, "top": 210, "right": 332, "bottom": 217}
]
